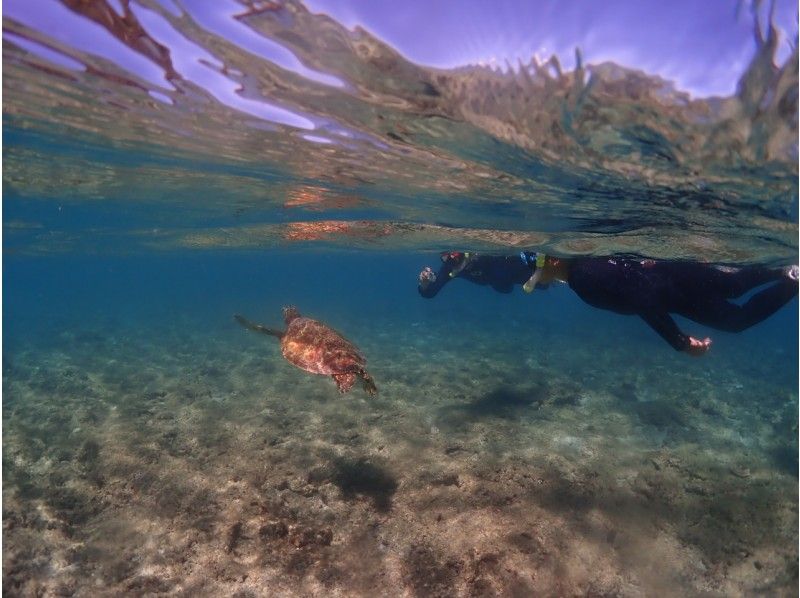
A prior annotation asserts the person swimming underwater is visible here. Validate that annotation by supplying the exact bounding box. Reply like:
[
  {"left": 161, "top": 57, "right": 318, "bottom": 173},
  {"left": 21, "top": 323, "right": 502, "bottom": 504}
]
[{"left": 418, "top": 251, "right": 798, "bottom": 356}]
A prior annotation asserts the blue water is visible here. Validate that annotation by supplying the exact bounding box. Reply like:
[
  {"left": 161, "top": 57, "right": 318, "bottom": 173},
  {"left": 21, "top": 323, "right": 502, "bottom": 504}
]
[
  {"left": 4, "top": 247, "right": 798, "bottom": 594},
  {"left": 4, "top": 250, "right": 798, "bottom": 369},
  {"left": 3, "top": 1, "right": 799, "bottom": 595}
]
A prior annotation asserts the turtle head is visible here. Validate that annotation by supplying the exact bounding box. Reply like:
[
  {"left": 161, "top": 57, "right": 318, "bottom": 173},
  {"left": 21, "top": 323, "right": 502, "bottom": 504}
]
[{"left": 282, "top": 305, "right": 301, "bottom": 324}]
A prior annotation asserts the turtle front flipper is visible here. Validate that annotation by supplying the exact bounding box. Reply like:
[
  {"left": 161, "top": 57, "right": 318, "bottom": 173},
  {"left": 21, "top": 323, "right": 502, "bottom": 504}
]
[
  {"left": 333, "top": 370, "right": 376, "bottom": 396},
  {"left": 358, "top": 369, "right": 378, "bottom": 397},
  {"left": 234, "top": 314, "right": 284, "bottom": 338},
  {"left": 340, "top": 366, "right": 377, "bottom": 397},
  {"left": 332, "top": 373, "right": 357, "bottom": 393}
]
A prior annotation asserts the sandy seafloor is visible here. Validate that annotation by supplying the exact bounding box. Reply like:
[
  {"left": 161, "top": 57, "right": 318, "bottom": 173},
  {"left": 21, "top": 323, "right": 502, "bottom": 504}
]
[{"left": 3, "top": 251, "right": 798, "bottom": 597}]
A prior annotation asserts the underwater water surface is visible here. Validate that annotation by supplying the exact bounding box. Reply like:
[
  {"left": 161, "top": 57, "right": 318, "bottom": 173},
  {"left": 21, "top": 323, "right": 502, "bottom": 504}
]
[{"left": 3, "top": 0, "right": 799, "bottom": 596}]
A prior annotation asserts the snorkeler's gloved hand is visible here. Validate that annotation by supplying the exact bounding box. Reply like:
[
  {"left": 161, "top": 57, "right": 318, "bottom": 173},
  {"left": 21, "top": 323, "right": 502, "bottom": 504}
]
[
  {"left": 419, "top": 266, "right": 436, "bottom": 288},
  {"left": 685, "top": 336, "right": 712, "bottom": 357}
]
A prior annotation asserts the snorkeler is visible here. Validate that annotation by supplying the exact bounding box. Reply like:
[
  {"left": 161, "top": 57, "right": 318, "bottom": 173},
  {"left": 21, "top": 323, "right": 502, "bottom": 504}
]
[{"left": 418, "top": 251, "right": 798, "bottom": 356}]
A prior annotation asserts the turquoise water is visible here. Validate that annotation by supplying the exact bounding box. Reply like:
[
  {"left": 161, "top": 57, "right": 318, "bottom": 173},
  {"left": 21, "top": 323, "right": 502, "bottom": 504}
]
[
  {"left": 4, "top": 249, "right": 798, "bottom": 595},
  {"left": 3, "top": 2, "right": 799, "bottom": 596}
]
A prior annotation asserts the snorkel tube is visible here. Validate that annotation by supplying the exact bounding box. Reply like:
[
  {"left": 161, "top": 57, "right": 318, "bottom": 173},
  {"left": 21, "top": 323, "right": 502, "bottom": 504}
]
[{"left": 522, "top": 252, "right": 546, "bottom": 293}]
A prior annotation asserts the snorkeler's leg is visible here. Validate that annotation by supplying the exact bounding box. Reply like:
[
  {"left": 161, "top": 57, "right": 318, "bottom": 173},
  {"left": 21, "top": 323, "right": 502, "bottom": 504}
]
[
  {"left": 705, "top": 265, "right": 787, "bottom": 298},
  {"left": 686, "top": 280, "right": 797, "bottom": 332}
]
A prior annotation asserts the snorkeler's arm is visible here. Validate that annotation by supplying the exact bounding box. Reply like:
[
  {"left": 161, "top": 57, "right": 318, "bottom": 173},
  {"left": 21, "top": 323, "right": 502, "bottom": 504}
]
[
  {"left": 418, "top": 264, "right": 453, "bottom": 298},
  {"left": 639, "top": 312, "right": 712, "bottom": 356}
]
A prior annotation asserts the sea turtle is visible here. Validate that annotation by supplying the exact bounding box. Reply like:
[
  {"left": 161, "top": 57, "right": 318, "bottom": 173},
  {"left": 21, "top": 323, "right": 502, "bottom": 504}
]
[{"left": 234, "top": 306, "right": 377, "bottom": 396}]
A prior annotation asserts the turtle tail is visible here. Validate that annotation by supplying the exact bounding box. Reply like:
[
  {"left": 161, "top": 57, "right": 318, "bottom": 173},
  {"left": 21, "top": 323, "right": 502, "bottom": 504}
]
[{"left": 234, "top": 314, "right": 284, "bottom": 339}]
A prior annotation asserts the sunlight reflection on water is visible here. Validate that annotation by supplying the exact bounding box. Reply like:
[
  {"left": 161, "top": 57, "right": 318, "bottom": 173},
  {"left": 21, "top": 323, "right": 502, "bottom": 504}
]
[{"left": 2, "top": 0, "right": 797, "bottom": 263}]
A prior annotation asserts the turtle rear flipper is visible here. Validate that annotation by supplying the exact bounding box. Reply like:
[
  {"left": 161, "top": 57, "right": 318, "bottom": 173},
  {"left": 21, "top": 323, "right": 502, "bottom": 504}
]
[{"left": 234, "top": 314, "right": 284, "bottom": 338}]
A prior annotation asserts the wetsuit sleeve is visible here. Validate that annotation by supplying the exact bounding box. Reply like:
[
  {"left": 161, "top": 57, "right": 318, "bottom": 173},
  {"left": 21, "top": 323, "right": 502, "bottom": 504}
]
[
  {"left": 639, "top": 312, "right": 690, "bottom": 352},
  {"left": 418, "top": 263, "right": 454, "bottom": 298}
]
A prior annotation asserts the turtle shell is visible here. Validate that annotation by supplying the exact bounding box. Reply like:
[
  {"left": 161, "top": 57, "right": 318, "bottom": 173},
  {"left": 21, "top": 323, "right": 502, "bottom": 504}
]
[{"left": 280, "top": 316, "right": 366, "bottom": 376}]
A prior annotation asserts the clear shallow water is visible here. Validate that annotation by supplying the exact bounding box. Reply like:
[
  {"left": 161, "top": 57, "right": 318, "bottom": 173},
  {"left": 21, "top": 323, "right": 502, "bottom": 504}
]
[
  {"left": 2, "top": 1, "right": 799, "bottom": 596},
  {"left": 3, "top": 251, "right": 798, "bottom": 596}
]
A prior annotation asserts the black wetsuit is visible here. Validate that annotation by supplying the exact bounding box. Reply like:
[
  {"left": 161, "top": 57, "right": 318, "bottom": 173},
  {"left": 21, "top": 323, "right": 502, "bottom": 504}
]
[
  {"left": 567, "top": 258, "right": 796, "bottom": 350},
  {"left": 419, "top": 254, "right": 797, "bottom": 351}
]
